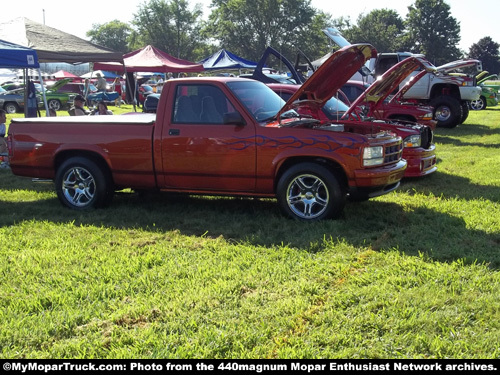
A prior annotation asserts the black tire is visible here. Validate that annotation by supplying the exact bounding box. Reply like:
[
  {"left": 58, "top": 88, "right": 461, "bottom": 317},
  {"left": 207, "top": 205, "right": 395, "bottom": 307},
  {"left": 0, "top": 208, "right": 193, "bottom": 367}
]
[
  {"left": 55, "top": 157, "right": 113, "bottom": 210},
  {"left": 470, "top": 97, "right": 486, "bottom": 111},
  {"left": 276, "top": 163, "right": 346, "bottom": 221},
  {"left": 48, "top": 99, "right": 62, "bottom": 111},
  {"left": 4, "top": 102, "right": 19, "bottom": 114},
  {"left": 460, "top": 101, "right": 469, "bottom": 124},
  {"left": 431, "top": 96, "right": 462, "bottom": 128}
]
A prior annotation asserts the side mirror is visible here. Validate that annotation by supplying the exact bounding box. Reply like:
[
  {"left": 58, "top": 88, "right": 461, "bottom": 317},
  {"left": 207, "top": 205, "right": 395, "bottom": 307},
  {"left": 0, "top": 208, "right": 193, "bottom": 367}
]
[{"left": 223, "top": 112, "right": 246, "bottom": 126}]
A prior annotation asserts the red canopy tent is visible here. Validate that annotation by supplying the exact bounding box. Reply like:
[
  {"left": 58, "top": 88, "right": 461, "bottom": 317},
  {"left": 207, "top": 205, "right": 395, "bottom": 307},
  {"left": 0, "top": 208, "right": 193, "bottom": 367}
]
[
  {"left": 94, "top": 45, "right": 204, "bottom": 73},
  {"left": 53, "top": 69, "right": 82, "bottom": 81}
]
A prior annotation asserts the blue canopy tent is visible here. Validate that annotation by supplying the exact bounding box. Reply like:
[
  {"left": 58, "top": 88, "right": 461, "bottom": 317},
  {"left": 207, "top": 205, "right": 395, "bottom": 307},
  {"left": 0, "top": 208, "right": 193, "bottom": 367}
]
[
  {"left": 0, "top": 39, "right": 45, "bottom": 117},
  {"left": 0, "top": 39, "right": 39, "bottom": 69},
  {"left": 199, "top": 49, "right": 258, "bottom": 72}
]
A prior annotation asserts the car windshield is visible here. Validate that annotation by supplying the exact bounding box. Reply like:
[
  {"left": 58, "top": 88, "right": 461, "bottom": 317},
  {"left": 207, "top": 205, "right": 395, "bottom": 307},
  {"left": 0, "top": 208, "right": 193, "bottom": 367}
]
[
  {"left": 321, "top": 96, "right": 350, "bottom": 120},
  {"left": 226, "top": 80, "right": 287, "bottom": 122}
]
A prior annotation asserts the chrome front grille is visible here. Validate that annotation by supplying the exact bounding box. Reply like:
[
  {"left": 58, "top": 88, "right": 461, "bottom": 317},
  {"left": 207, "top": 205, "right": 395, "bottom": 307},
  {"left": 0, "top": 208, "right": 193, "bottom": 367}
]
[{"left": 384, "top": 140, "right": 403, "bottom": 163}]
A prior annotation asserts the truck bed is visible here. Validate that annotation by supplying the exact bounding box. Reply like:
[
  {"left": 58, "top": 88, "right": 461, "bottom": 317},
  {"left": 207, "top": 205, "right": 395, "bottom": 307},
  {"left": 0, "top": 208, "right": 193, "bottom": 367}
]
[{"left": 8, "top": 114, "right": 158, "bottom": 189}]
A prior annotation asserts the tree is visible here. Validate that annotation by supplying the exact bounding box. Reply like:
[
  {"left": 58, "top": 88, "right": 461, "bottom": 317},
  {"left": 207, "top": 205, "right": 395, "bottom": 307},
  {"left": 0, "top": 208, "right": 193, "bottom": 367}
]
[
  {"left": 343, "top": 9, "right": 405, "bottom": 53},
  {"left": 402, "top": 0, "right": 461, "bottom": 65},
  {"left": 468, "top": 37, "right": 500, "bottom": 75},
  {"left": 131, "top": 0, "right": 205, "bottom": 61},
  {"left": 86, "top": 20, "right": 132, "bottom": 53},
  {"left": 204, "top": 0, "right": 331, "bottom": 62}
]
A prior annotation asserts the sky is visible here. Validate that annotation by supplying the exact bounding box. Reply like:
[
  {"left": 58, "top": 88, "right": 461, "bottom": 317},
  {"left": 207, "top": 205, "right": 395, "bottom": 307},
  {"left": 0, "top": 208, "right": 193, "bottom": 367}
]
[{"left": 0, "top": 0, "right": 498, "bottom": 53}]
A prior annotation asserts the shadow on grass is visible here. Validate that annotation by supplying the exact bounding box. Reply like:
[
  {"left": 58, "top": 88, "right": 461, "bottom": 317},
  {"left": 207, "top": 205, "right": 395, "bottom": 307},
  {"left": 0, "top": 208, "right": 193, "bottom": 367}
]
[{"left": 1, "top": 171, "right": 499, "bottom": 269}]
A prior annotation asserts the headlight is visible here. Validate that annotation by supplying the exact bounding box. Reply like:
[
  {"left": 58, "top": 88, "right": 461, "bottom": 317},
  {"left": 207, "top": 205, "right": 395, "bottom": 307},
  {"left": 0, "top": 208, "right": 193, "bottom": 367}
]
[
  {"left": 421, "top": 112, "right": 434, "bottom": 120},
  {"left": 404, "top": 134, "right": 421, "bottom": 148},
  {"left": 363, "top": 146, "right": 384, "bottom": 166}
]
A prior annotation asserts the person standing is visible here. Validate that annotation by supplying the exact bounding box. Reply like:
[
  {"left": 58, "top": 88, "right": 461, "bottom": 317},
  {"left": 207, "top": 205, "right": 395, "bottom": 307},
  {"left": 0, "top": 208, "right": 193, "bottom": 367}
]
[
  {"left": 96, "top": 73, "right": 107, "bottom": 92},
  {"left": 0, "top": 109, "right": 6, "bottom": 138},
  {"left": 0, "top": 109, "right": 8, "bottom": 160},
  {"left": 112, "top": 77, "right": 122, "bottom": 107}
]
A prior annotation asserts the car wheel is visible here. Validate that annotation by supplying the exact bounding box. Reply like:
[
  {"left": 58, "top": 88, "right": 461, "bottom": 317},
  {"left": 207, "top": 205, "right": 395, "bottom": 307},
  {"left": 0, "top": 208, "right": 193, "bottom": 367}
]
[
  {"left": 276, "top": 163, "right": 346, "bottom": 221},
  {"left": 4, "top": 102, "right": 19, "bottom": 114},
  {"left": 55, "top": 157, "right": 113, "bottom": 210},
  {"left": 431, "top": 96, "right": 462, "bottom": 128},
  {"left": 48, "top": 99, "right": 61, "bottom": 111},
  {"left": 470, "top": 97, "right": 486, "bottom": 111}
]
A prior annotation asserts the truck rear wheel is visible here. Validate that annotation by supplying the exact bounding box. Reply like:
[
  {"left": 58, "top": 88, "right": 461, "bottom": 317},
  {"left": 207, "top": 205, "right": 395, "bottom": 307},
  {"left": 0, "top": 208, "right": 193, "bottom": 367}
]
[
  {"left": 55, "top": 157, "right": 112, "bottom": 210},
  {"left": 431, "top": 96, "right": 462, "bottom": 128},
  {"left": 276, "top": 163, "right": 345, "bottom": 221}
]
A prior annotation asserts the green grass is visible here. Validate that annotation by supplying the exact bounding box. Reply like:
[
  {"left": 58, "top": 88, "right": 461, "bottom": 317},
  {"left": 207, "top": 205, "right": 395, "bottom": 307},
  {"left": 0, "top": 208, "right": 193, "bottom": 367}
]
[{"left": 1, "top": 107, "right": 499, "bottom": 359}]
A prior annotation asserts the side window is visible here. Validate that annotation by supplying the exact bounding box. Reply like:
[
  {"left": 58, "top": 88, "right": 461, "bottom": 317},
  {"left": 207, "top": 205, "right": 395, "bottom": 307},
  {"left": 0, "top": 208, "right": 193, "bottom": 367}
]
[
  {"left": 375, "top": 56, "right": 398, "bottom": 77},
  {"left": 172, "top": 84, "right": 236, "bottom": 124}
]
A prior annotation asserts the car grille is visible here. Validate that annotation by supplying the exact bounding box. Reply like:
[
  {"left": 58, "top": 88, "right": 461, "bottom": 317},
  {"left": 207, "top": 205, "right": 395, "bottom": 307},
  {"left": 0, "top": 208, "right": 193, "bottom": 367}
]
[
  {"left": 384, "top": 140, "right": 403, "bottom": 163},
  {"left": 421, "top": 126, "right": 433, "bottom": 149}
]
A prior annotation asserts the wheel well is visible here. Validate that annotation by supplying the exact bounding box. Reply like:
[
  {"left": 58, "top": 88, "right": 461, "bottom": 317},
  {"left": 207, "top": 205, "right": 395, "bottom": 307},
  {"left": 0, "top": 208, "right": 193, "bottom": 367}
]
[
  {"left": 54, "top": 151, "right": 113, "bottom": 183},
  {"left": 429, "top": 84, "right": 460, "bottom": 100},
  {"left": 275, "top": 157, "right": 348, "bottom": 193}
]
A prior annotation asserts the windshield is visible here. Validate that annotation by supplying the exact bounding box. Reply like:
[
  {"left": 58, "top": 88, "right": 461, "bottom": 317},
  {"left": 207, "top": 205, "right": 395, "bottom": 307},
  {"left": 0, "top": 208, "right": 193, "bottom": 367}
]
[
  {"left": 321, "top": 96, "right": 350, "bottom": 120},
  {"left": 227, "top": 80, "right": 287, "bottom": 121}
]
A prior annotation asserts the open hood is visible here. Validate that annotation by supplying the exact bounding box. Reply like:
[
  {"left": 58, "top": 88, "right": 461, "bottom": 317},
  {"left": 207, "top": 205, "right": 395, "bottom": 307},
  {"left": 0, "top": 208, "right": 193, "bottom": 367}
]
[
  {"left": 436, "top": 59, "right": 482, "bottom": 73},
  {"left": 477, "top": 73, "right": 498, "bottom": 85},
  {"left": 346, "top": 56, "right": 437, "bottom": 115},
  {"left": 45, "top": 78, "right": 71, "bottom": 92},
  {"left": 276, "top": 44, "right": 377, "bottom": 119}
]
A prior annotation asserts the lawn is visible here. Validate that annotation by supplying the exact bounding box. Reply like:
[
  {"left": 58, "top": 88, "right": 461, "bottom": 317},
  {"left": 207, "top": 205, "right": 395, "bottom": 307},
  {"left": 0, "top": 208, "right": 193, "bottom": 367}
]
[{"left": 0, "top": 106, "right": 499, "bottom": 359}]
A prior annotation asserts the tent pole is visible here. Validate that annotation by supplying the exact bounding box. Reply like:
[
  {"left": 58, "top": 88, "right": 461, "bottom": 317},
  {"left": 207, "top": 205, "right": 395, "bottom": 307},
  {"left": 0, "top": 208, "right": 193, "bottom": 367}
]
[
  {"left": 38, "top": 68, "right": 49, "bottom": 115},
  {"left": 23, "top": 69, "right": 27, "bottom": 117}
]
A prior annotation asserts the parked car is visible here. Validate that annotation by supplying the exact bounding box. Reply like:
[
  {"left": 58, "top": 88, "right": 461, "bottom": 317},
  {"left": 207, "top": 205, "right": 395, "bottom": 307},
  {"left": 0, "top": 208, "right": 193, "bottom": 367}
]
[
  {"left": 266, "top": 54, "right": 437, "bottom": 178},
  {"left": 41, "top": 79, "right": 76, "bottom": 111},
  {"left": 56, "top": 81, "right": 98, "bottom": 97},
  {"left": 138, "top": 84, "right": 154, "bottom": 105},
  {"left": 0, "top": 88, "right": 26, "bottom": 113},
  {"left": 469, "top": 72, "right": 498, "bottom": 110},
  {"left": 143, "top": 93, "right": 160, "bottom": 113},
  {"left": 340, "top": 80, "right": 436, "bottom": 129}
]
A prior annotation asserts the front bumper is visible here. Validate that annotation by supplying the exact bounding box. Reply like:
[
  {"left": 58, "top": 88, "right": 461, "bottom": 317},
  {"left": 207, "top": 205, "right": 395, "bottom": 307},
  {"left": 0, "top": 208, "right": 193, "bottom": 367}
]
[
  {"left": 402, "top": 144, "right": 437, "bottom": 178},
  {"left": 349, "top": 159, "right": 407, "bottom": 200}
]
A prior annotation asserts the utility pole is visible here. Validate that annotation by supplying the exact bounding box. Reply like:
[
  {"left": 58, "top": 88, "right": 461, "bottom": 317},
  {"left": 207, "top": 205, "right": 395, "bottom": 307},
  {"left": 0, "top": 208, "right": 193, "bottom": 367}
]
[{"left": 43, "top": 9, "right": 45, "bottom": 25}]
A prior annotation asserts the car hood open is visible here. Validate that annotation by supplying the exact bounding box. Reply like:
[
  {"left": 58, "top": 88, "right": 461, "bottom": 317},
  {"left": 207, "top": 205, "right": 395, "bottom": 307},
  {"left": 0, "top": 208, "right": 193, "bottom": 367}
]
[
  {"left": 277, "top": 43, "right": 377, "bottom": 119},
  {"left": 435, "top": 59, "right": 482, "bottom": 73},
  {"left": 45, "top": 78, "right": 72, "bottom": 92},
  {"left": 345, "top": 56, "right": 437, "bottom": 115}
]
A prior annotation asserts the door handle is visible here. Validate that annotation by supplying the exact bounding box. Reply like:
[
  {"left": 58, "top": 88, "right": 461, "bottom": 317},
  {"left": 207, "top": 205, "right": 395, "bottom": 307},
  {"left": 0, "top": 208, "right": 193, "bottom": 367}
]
[{"left": 169, "top": 129, "right": 180, "bottom": 136}]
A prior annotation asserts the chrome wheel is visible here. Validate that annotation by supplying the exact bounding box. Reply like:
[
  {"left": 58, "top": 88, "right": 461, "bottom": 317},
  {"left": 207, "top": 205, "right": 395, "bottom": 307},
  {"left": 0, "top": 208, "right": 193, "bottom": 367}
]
[
  {"left": 434, "top": 105, "right": 451, "bottom": 122},
  {"left": 61, "top": 166, "right": 96, "bottom": 208},
  {"left": 48, "top": 99, "right": 61, "bottom": 111},
  {"left": 470, "top": 97, "right": 486, "bottom": 110},
  {"left": 286, "top": 174, "right": 329, "bottom": 220},
  {"left": 4, "top": 102, "right": 18, "bottom": 114}
]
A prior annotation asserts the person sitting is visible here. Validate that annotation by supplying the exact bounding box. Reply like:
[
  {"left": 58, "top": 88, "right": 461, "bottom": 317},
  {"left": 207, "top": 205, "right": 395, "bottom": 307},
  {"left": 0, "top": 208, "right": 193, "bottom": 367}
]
[
  {"left": 68, "top": 95, "right": 90, "bottom": 116},
  {"left": 93, "top": 101, "right": 113, "bottom": 115}
]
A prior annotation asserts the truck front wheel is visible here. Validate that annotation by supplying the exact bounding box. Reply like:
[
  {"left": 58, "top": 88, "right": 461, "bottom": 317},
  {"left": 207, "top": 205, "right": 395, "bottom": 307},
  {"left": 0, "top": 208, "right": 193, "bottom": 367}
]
[
  {"left": 55, "top": 157, "right": 112, "bottom": 210},
  {"left": 431, "top": 96, "right": 462, "bottom": 128},
  {"left": 276, "top": 163, "right": 345, "bottom": 221}
]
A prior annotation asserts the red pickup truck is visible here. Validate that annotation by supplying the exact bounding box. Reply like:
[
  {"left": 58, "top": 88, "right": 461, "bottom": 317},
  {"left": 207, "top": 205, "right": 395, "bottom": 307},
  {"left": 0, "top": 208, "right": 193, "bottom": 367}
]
[{"left": 7, "top": 44, "right": 406, "bottom": 221}]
